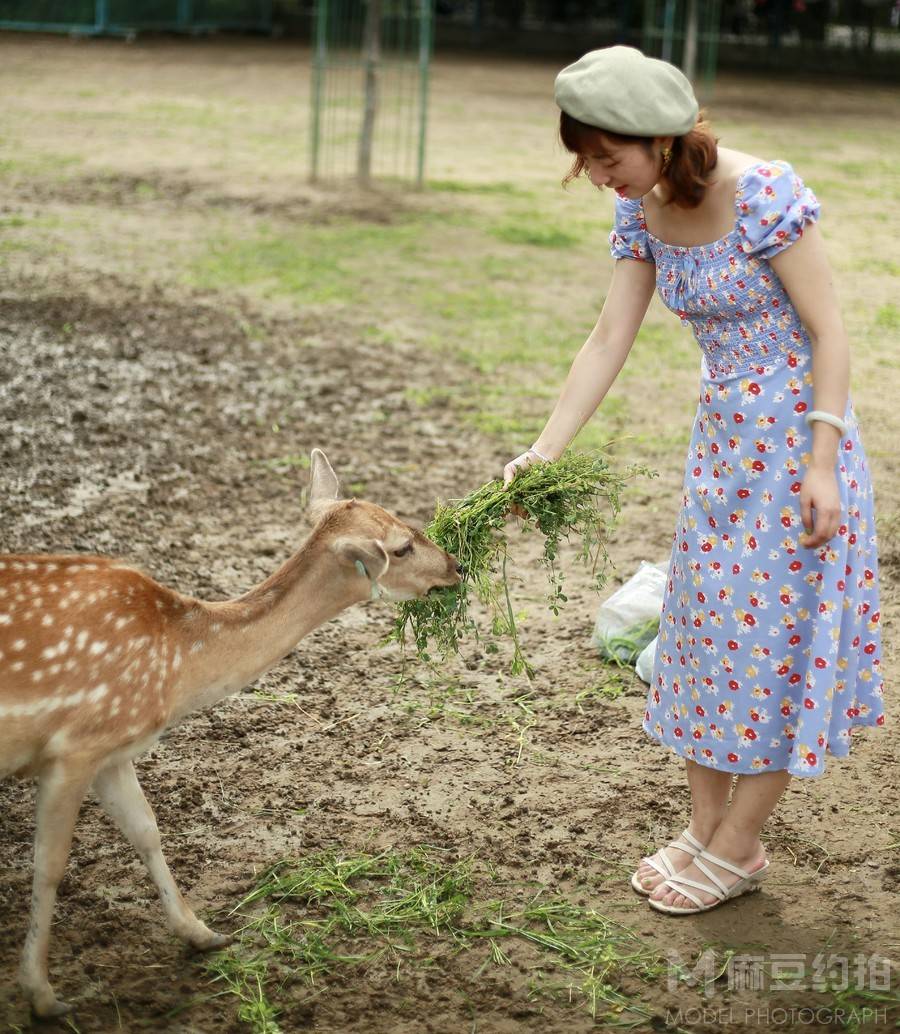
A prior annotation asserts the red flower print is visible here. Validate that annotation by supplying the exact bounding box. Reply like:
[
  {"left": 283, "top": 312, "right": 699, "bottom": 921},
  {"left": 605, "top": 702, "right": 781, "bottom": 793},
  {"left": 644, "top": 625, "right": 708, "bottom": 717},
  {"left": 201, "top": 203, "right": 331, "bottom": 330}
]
[
  {"left": 794, "top": 401, "right": 807, "bottom": 413},
  {"left": 728, "top": 753, "right": 739, "bottom": 763},
  {"left": 804, "top": 697, "right": 815, "bottom": 709},
  {"left": 737, "top": 488, "right": 751, "bottom": 499},
  {"left": 806, "top": 752, "right": 817, "bottom": 766},
  {"left": 814, "top": 657, "right": 827, "bottom": 669}
]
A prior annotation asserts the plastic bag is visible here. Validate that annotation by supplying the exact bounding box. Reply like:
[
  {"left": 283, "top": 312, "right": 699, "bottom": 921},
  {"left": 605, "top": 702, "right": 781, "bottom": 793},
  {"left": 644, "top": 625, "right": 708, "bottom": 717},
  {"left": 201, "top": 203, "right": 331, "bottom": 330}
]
[
  {"left": 592, "top": 560, "right": 667, "bottom": 668},
  {"left": 635, "top": 635, "right": 658, "bottom": 684}
]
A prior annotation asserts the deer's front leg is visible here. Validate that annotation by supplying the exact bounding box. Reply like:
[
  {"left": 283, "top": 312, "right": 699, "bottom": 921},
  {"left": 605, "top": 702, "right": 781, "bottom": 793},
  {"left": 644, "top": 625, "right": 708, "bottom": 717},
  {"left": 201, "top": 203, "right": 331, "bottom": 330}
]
[
  {"left": 92, "top": 760, "right": 230, "bottom": 950},
  {"left": 19, "top": 760, "right": 94, "bottom": 1019}
]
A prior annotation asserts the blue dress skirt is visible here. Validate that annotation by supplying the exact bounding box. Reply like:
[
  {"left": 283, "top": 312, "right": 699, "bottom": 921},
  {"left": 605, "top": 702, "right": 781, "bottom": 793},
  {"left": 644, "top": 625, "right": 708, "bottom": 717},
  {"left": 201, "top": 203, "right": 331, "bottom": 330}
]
[{"left": 609, "top": 160, "right": 885, "bottom": 778}]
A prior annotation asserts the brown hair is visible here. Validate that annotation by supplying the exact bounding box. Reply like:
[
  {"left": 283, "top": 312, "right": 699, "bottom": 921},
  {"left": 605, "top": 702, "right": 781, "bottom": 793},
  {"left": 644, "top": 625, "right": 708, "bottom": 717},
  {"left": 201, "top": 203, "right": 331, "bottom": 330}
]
[{"left": 558, "top": 110, "right": 719, "bottom": 209}]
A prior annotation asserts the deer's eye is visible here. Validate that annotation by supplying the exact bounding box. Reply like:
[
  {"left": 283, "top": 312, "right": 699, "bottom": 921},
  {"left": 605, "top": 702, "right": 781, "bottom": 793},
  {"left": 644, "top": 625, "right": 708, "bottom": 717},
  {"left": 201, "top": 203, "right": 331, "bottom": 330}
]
[{"left": 393, "top": 543, "right": 414, "bottom": 558}]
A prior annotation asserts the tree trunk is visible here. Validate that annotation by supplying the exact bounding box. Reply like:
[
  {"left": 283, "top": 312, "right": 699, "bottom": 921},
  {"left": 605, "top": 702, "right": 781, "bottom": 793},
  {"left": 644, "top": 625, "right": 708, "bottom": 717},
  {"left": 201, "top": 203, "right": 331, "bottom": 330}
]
[
  {"left": 683, "top": 0, "right": 699, "bottom": 82},
  {"left": 358, "top": 0, "right": 381, "bottom": 187}
]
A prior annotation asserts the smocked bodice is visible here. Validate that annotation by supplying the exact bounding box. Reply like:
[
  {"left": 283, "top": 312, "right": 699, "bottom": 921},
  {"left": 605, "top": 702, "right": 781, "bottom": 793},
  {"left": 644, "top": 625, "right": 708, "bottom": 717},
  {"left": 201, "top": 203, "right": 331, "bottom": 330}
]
[{"left": 609, "top": 161, "right": 820, "bottom": 381}]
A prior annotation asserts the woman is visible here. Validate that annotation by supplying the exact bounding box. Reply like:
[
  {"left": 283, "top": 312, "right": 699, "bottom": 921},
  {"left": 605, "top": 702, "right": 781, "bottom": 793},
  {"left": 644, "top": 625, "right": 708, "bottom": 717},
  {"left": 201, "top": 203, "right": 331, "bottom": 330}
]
[{"left": 504, "top": 46, "right": 884, "bottom": 915}]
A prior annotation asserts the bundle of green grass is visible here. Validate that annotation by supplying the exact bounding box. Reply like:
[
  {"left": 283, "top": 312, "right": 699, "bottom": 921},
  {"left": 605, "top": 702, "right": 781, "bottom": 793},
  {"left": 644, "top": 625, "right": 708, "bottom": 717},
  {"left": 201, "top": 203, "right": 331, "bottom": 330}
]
[{"left": 391, "top": 451, "right": 648, "bottom": 677}]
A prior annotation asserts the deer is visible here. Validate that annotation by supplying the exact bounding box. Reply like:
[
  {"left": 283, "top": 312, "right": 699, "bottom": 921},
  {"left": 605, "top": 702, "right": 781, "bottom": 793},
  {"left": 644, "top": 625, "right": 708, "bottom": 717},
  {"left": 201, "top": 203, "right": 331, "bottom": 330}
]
[{"left": 0, "top": 448, "right": 462, "bottom": 1019}]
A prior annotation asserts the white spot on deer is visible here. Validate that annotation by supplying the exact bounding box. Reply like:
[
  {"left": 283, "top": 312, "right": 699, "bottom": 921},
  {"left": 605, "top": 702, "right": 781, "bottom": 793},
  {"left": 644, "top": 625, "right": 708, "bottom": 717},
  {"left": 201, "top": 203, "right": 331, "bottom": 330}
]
[
  {"left": 30, "top": 670, "right": 44, "bottom": 683},
  {"left": 49, "top": 663, "right": 62, "bottom": 676},
  {"left": 64, "top": 659, "right": 76, "bottom": 672},
  {"left": 0, "top": 613, "right": 10, "bottom": 625},
  {"left": 88, "top": 684, "right": 109, "bottom": 705},
  {"left": 11, "top": 639, "right": 26, "bottom": 652},
  {"left": 90, "top": 637, "right": 110, "bottom": 656},
  {"left": 76, "top": 631, "right": 89, "bottom": 652},
  {"left": 41, "top": 614, "right": 55, "bottom": 628},
  {"left": 190, "top": 640, "right": 205, "bottom": 654},
  {"left": 172, "top": 647, "right": 182, "bottom": 671},
  {"left": 114, "top": 616, "right": 131, "bottom": 631},
  {"left": 45, "top": 729, "right": 69, "bottom": 754}
]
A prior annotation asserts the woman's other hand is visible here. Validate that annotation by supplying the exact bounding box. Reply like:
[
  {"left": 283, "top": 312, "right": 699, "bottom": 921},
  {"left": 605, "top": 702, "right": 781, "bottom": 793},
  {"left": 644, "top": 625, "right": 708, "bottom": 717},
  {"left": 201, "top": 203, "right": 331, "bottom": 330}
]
[{"left": 798, "top": 464, "right": 842, "bottom": 549}]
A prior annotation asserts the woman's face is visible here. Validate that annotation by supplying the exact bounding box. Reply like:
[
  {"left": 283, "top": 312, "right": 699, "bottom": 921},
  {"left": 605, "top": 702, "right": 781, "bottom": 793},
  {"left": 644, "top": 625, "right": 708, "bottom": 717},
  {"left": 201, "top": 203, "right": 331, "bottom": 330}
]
[{"left": 581, "top": 135, "right": 663, "bottom": 200}]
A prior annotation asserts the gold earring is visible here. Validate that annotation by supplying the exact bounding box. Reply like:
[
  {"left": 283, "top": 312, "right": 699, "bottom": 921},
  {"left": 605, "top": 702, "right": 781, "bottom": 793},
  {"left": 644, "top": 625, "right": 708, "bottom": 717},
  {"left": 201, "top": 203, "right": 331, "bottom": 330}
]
[{"left": 661, "top": 146, "right": 673, "bottom": 169}]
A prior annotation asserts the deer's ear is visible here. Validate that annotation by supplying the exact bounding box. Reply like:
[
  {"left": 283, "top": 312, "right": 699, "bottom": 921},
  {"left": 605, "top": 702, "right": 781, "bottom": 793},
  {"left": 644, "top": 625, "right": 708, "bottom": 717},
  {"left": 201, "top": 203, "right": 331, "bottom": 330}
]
[
  {"left": 308, "top": 449, "right": 342, "bottom": 522},
  {"left": 332, "top": 537, "right": 390, "bottom": 581}
]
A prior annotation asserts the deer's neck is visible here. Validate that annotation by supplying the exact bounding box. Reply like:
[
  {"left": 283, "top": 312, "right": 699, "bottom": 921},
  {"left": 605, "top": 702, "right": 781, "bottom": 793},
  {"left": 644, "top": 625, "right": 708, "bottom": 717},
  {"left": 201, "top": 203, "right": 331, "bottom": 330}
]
[{"left": 170, "top": 539, "right": 362, "bottom": 721}]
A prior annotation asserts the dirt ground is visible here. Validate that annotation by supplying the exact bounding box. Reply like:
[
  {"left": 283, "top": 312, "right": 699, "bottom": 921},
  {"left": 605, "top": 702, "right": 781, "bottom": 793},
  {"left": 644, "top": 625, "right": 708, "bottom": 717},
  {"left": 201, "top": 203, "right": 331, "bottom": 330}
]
[{"left": 1, "top": 35, "right": 899, "bottom": 1034}]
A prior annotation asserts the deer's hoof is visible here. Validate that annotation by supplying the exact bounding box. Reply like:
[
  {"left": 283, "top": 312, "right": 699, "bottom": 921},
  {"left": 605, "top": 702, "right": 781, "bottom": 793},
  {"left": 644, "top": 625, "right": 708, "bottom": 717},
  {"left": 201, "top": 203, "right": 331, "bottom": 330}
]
[
  {"left": 188, "top": 927, "right": 233, "bottom": 952},
  {"left": 31, "top": 993, "right": 74, "bottom": 1020}
]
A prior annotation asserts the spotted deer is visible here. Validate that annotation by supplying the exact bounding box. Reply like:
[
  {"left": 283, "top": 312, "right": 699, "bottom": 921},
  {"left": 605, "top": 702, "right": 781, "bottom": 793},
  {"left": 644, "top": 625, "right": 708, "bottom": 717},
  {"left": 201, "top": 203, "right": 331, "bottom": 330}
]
[{"left": 0, "top": 449, "right": 462, "bottom": 1018}]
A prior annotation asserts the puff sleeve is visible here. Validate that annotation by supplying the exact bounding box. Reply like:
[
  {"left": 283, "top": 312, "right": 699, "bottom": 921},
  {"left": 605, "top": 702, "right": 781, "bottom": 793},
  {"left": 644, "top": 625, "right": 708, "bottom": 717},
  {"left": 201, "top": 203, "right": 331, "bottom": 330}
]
[
  {"left": 609, "top": 195, "right": 653, "bottom": 263},
  {"left": 736, "top": 161, "right": 820, "bottom": 259}
]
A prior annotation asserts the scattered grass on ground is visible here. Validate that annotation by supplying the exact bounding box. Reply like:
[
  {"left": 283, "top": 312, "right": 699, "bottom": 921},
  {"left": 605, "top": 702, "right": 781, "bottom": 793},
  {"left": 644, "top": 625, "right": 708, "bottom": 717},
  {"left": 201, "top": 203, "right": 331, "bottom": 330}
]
[{"left": 197, "top": 847, "right": 669, "bottom": 1033}]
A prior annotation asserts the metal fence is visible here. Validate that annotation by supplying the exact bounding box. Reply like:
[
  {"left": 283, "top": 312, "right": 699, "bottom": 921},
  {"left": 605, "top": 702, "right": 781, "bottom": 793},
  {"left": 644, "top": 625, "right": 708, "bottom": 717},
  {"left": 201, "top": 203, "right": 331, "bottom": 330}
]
[
  {"left": 0, "top": 0, "right": 273, "bottom": 36},
  {"left": 430, "top": 0, "right": 900, "bottom": 78}
]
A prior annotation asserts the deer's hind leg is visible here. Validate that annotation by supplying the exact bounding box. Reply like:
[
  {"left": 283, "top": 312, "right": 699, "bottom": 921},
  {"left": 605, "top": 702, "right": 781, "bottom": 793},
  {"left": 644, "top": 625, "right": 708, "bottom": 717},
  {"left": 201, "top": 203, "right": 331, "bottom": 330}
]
[
  {"left": 92, "top": 759, "right": 231, "bottom": 950},
  {"left": 19, "top": 759, "right": 95, "bottom": 1018}
]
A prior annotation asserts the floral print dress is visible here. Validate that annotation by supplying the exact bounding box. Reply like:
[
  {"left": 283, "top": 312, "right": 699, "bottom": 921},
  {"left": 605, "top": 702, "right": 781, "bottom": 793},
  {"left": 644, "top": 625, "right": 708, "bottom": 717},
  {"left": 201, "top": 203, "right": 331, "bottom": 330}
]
[{"left": 609, "top": 160, "right": 884, "bottom": 778}]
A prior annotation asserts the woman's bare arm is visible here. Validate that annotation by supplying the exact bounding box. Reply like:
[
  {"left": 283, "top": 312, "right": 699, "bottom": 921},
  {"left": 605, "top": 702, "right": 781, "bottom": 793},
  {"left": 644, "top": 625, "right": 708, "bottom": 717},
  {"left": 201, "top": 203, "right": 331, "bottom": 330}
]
[
  {"left": 769, "top": 223, "right": 849, "bottom": 547},
  {"left": 529, "top": 257, "right": 657, "bottom": 462}
]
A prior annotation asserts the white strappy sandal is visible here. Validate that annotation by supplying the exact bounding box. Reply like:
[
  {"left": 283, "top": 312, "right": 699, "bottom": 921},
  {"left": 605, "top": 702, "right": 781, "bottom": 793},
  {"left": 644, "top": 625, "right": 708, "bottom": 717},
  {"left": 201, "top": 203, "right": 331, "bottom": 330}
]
[
  {"left": 647, "top": 847, "right": 770, "bottom": 915},
  {"left": 631, "top": 828, "right": 707, "bottom": 896}
]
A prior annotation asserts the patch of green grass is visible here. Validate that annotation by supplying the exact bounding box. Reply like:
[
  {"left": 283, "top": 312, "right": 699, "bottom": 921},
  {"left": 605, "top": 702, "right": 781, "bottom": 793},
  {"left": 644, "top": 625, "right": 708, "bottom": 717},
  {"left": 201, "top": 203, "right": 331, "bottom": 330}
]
[
  {"left": 491, "top": 222, "right": 578, "bottom": 248},
  {"left": 202, "top": 847, "right": 667, "bottom": 1033},
  {"left": 875, "top": 304, "right": 900, "bottom": 331},
  {"left": 254, "top": 454, "right": 311, "bottom": 474},
  {"left": 428, "top": 179, "right": 535, "bottom": 198}
]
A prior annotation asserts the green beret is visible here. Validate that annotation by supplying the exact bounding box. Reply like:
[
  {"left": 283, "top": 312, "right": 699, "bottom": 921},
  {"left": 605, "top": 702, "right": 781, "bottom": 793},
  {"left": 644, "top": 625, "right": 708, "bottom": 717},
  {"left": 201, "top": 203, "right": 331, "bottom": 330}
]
[{"left": 554, "top": 46, "right": 699, "bottom": 137}]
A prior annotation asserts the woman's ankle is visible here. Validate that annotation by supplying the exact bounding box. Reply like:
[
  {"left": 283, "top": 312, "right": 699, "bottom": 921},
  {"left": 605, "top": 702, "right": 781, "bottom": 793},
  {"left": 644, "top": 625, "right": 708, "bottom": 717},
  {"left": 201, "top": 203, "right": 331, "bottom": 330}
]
[
  {"left": 686, "top": 814, "right": 724, "bottom": 845},
  {"left": 708, "top": 822, "right": 765, "bottom": 861}
]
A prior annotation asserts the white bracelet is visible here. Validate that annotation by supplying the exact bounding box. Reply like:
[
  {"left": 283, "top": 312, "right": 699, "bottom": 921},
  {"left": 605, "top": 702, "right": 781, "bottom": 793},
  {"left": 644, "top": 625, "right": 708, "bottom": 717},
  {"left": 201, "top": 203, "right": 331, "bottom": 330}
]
[
  {"left": 528, "top": 445, "right": 554, "bottom": 463},
  {"left": 804, "top": 410, "right": 848, "bottom": 438}
]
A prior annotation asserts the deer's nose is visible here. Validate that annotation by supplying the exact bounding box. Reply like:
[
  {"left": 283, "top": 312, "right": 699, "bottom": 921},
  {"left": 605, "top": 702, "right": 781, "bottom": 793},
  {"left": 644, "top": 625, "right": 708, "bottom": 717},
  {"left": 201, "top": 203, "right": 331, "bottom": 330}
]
[{"left": 455, "top": 561, "right": 465, "bottom": 577}]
